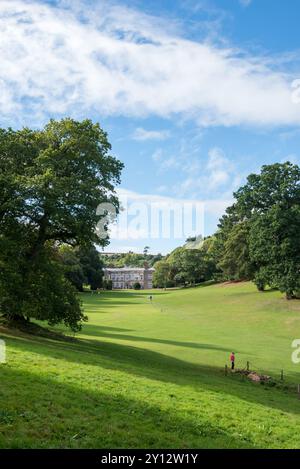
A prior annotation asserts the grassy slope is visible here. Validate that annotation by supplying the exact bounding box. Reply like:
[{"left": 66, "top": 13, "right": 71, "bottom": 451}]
[{"left": 0, "top": 282, "right": 300, "bottom": 448}]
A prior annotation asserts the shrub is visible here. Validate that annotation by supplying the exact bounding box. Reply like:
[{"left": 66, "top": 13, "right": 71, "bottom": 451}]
[{"left": 103, "top": 279, "right": 113, "bottom": 290}]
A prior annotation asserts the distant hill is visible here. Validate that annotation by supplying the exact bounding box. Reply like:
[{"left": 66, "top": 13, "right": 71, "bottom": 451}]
[
  {"left": 183, "top": 235, "right": 204, "bottom": 250},
  {"left": 100, "top": 251, "right": 164, "bottom": 268}
]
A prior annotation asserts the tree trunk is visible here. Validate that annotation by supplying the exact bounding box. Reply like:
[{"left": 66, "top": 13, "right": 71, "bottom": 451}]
[
  {"left": 286, "top": 291, "right": 294, "bottom": 300},
  {"left": 3, "top": 312, "right": 26, "bottom": 323}
]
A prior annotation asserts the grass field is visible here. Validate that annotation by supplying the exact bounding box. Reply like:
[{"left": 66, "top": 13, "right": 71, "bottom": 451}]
[{"left": 1, "top": 282, "right": 300, "bottom": 448}]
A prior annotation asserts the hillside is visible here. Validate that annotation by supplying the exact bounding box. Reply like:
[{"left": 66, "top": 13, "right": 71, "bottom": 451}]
[
  {"left": 0, "top": 282, "right": 300, "bottom": 448},
  {"left": 183, "top": 235, "right": 204, "bottom": 250}
]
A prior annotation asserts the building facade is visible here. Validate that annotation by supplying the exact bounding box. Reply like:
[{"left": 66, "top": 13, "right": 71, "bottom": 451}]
[{"left": 103, "top": 266, "right": 154, "bottom": 289}]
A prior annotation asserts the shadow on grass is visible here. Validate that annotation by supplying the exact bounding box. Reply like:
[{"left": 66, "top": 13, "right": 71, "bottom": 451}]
[
  {"left": 2, "top": 330, "right": 300, "bottom": 418},
  {"left": 80, "top": 324, "right": 230, "bottom": 352},
  {"left": 0, "top": 365, "right": 254, "bottom": 449},
  {"left": 82, "top": 291, "right": 170, "bottom": 300},
  {"left": 83, "top": 325, "right": 135, "bottom": 333},
  {"left": 82, "top": 292, "right": 165, "bottom": 309}
]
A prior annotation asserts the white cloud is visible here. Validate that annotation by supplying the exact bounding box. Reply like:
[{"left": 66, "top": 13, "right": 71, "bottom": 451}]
[
  {"left": 159, "top": 156, "right": 181, "bottom": 171},
  {"left": 152, "top": 148, "right": 164, "bottom": 161},
  {"left": 0, "top": 0, "right": 299, "bottom": 128},
  {"left": 239, "top": 0, "right": 252, "bottom": 7},
  {"left": 152, "top": 132, "right": 203, "bottom": 175},
  {"left": 150, "top": 142, "right": 239, "bottom": 197},
  {"left": 155, "top": 185, "right": 168, "bottom": 193},
  {"left": 279, "top": 128, "right": 300, "bottom": 141},
  {"left": 132, "top": 127, "right": 170, "bottom": 141},
  {"left": 206, "top": 147, "right": 231, "bottom": 188},
  {"left": 173, "top": 146, "right": 243, "bottom": 198}
]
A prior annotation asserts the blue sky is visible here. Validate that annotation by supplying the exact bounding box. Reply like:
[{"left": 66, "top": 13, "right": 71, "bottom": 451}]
[{"left": 1, "top": 0, "right": 300, "bottom": 253}]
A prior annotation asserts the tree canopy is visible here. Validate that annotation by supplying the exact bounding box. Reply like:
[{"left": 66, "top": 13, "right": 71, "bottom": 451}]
[
  {"left": 216, "top": 162, "right": 300, "bottom": 298},
  {"left": 0, "top": 118, "right": 123, "bottom": 330},
  {"left": 154, "top": 162, "right": 300, "bottom": 300}
]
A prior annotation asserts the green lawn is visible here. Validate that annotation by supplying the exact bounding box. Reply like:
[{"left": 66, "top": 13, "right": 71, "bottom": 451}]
[{"left": 1, "top": 282, "right": 300, "bottom": 448}]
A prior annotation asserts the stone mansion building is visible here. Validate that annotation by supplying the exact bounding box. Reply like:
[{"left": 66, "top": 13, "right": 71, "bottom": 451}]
[{"left": 103, "top": 266, "right": 154, "bottom": 290}]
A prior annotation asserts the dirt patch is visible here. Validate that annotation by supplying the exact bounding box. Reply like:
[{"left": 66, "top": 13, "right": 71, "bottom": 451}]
[
  {"left": 233, "top": 368, "right": 272, "bottom": 383},
  {"left": 247, "top": 372, "right": 271, "bottom": 383},
  {"left": 215, "top": 281, "right": 249, "bottom": 288}
]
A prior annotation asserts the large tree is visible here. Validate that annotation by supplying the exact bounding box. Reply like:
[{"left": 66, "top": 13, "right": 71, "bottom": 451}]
[
  {"left": 59, "top": 244, "right": 104, "bottom": 292},
  {"left": 0, "top": 118, "right": 123, "bottom": 330},
  {"left": 218, "top": 222, "right": 255, "bottom": 281},
  {"left": 152, "top": 260, "right": 171, "bottom": 288},
  {"left": 58, "top": 245, "right": 86, "bottom": 292},
  {"left": 249, "top": 205, "right": 300, "bottom": 298},
  {"left": 220, "top": 162, "right": 300, "bottom": 297},
  {"left": 167, "top": 247, "right": 211, "bottom": 286},
  {"left": 79, "top": 245, "right": 104, "bottom": 291}
]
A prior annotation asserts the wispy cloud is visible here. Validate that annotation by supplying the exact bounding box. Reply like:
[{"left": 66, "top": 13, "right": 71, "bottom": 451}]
[
  {"left": 132, "top": 127, "right": 170, "bottom": 141},
  {"left": 151, "top": 130, "right": 203, "bottom": 175},
  {"left": 239, "top": 0, "right": 252, "bottom": 7},
  {"left": 0, "top": 0, "right": 299, "bottom": 128},
  {"left": 280, "top": 154, "right": 299, "bottom": 165},
  {"left": 152, "top": 148, "right": 164, "bottom": 162},
  {"left": 174, "top": 146, "right": 243, "bottom": 198},
  {"left": 206, "top": 147, "right": 231, "bottom": 188}
]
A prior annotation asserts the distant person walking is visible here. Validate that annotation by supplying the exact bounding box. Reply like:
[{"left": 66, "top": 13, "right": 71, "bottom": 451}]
[
  {"left": 149, "top": 295, "right": 153, "bottom": 302},
  {"left": 230, "top": 352, "right": 235, "bottom": 370}
]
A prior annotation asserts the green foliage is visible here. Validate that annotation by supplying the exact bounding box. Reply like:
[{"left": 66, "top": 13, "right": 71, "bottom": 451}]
[
  {"left": 153, "top": 240, "right": 219, "bottom": 288},
  {"left": 216, "top": 162, "right": 300, "bottom": 298},
  {"left": 167, "top": 247, "right": 215, "bottom": 286},
  {"left": 133, "top": 282, "right": 141, "bottom": 290},
  {"left": 152, "top": 260, "right": 171, "bottom": 288},
  {"left": 21, "top": 248, "right": 86, "bottom": 331},
  {"left": 59, "top": 244, "right": 104, "bottom": 291},
  {"left": 249, "top": 205, "right": 300, "bottom": 298},
  {"left": 218, "top": 222, "right": 254, "bottom": 281},
  {"left": 0, "top": 242, "right": 85, "bottom": 331},
  {"left": 104, "top": 251, "right": 163, "bottom": 268},
  {"left": 198, "top": 236, "right": 221, "bottom": 280},
  {"left": 78, "top": 246, "right": 104, "bottom": 291},
  {"left": 0, "top": 118, "right": 123, "bottom": 329},
  {"left": 59, "top": 245, "right": 86, "bottom": 291},
  {"left": 173, "top": 249, "right": 205, "bottom": 284},
  {"left": 103, "top": 279, "right": 113, "bottom": 290}
]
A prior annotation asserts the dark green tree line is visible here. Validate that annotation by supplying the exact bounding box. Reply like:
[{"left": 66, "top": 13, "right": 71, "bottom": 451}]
[
  {"left": 153, "top": 162, "right": 300, "bottom": 300},
  {"left": 215, "top": 162, "right": 300, "bottom": 298}
]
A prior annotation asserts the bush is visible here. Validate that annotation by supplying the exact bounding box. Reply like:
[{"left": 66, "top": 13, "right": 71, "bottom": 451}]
[
  {"left": 166, "top": 280, "right": 176, "bottom": 288},
  {"left": 103, "top": 279, "right": 113, "bottom": 290},
  {"left": 133, "top": 282, "right": 141, "bottom": 290}
]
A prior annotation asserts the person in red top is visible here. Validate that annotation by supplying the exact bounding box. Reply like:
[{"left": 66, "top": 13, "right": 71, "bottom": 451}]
[{"left": 230, "top": 352, "right": 235, "bottom": 370}]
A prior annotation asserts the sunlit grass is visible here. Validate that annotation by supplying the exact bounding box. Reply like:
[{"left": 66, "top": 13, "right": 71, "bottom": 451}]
[{"left": 0, "top": 282, "right": 300, "bottom": 448}]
